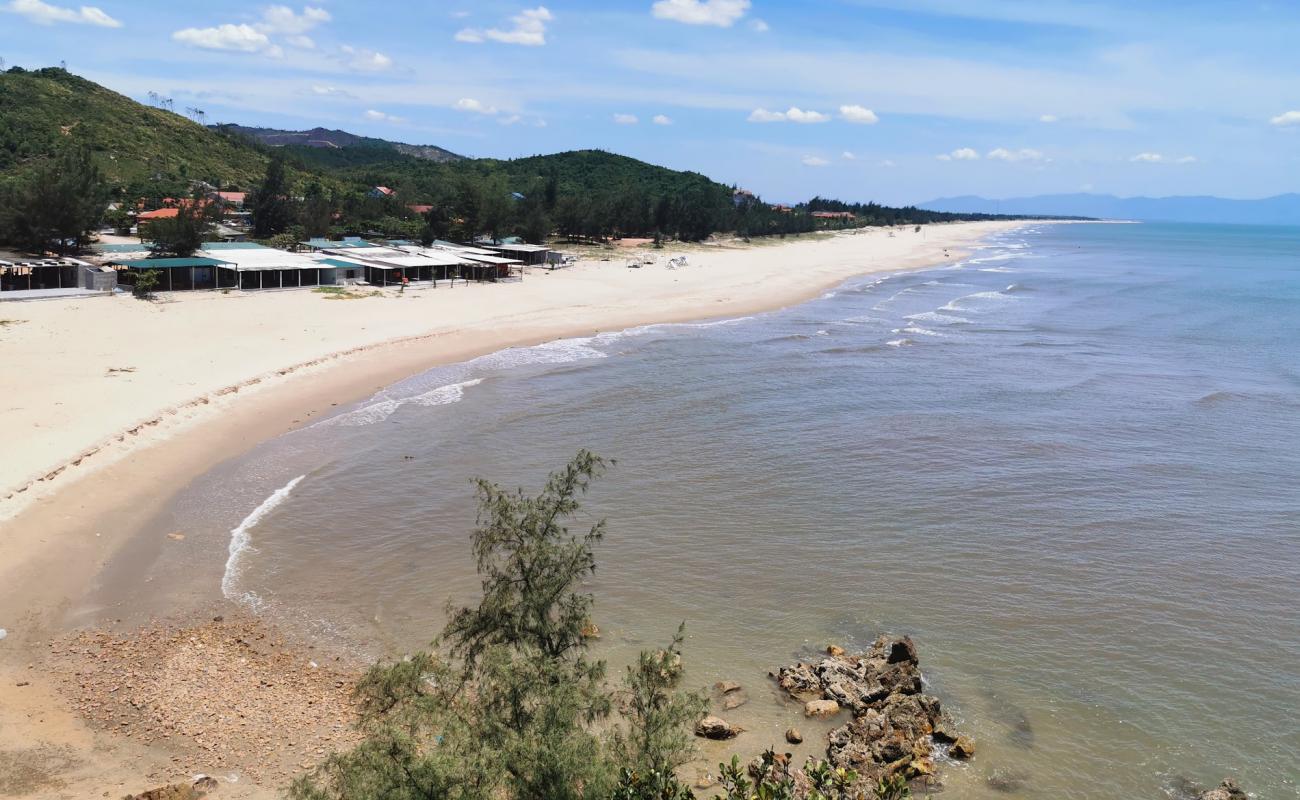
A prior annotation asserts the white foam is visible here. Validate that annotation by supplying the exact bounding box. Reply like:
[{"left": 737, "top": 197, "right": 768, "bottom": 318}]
[
  {"left": 894, "top": 326, "right": 944, "bottom": 337},
  {"left": 886, "top": 338, "right": 913, "bottom": 347},
  {"left": 940, "top": 290, "right": 1018, "bottom": 312},
  {"left": 904, "top": 310, "right": 971, "bottom": 325},
  {"left": 978, "top": 266, "right": 1015, "bottom": 273},
  {"left": 222, "top": 474, "right": 305, "bottom": 609},
  {"left": 408, "top": 378, "right": 482, "bottom": 407}
]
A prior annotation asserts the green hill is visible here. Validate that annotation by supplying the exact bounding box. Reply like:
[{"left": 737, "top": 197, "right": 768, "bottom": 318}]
[
  {"left": 0, "top": 67, "right": 272, "bottom": 192},
  {"left": 214, "top": 124, "right": 463, "bottom": 163}
]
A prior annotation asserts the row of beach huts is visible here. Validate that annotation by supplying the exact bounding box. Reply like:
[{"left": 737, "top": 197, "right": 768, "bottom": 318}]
[{"left": 0, "top": 238, "right": 557, "bottom": 297}]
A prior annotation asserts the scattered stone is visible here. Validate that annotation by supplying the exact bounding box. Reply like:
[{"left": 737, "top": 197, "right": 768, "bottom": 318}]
[
  {"left": 166, "top": 532, "right": 186, "bottom": 541},
  {"left": 1198, "top": 779, "right": 1248, "bottom": 800},
  {"left": 826, "top": 644, "right": 845, "bottom": 657},
  {"left": 0, "top": 628, "right": 7, "bottom": 641},
  {"left": 714, "top": 680, "right": 742, "bottom": 694},
  {"left": 16, "top": 680, "right": 29, "bottom": 687},
  {"left": 948, "top": 735, "right": 975, "bottom": 759},
  {"left": 785, "top": 728, "right": 803, "bottom": 744},
  {"left": 804, "top": 699, "right": 841, "bottom": 718},
  {"left": 695, "top": 715, "right": 741, "bottom": 740},
  {"left": 722, "top": 690, "right": 748, "bottom": 711}
]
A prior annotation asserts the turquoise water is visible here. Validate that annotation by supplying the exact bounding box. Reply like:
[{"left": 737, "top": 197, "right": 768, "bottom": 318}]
[{"left": 139, "top": 222, "right": 1299, "bottom": 798}]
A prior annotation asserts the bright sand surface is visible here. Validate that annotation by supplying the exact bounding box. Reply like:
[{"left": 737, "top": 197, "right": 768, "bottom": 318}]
[{"left": 0, "top": 221, "right": 1026, "bottom": 798}]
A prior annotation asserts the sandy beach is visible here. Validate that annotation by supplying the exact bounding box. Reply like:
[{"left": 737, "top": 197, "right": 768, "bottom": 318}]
[{"left": 0, "top": 222, "right": 1025, "bottom": 798}]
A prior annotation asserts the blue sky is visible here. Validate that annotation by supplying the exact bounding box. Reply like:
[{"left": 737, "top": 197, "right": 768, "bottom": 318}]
[{"left": 2, "top": 0, "right": 1298, "bottom": 205}]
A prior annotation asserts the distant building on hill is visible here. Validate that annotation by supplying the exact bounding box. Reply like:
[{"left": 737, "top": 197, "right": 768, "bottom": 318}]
[
  {"left": 368, "top": 186, "right": 396, "bottom": 199},
  {"left": 812, "top": 211, "right": 856, "bottom": 220},
  {"left": 733, "top": 188, "right": 756, "bottom": 207}
]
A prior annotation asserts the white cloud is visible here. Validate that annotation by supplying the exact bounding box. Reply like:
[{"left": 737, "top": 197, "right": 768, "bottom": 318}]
[
  {"left": 340, "top": 45, "right": 392, "bottom": 71},
  {"left": 747, "top": 106, "right": 829, "bottom": 123},
  {"left": 257, "top": 5, "right": 329, "bottom": 35},
  {"left": 1039, "top": 114, "right": 1058, "bottom": 123},
  {"left": 173, "top": 23, "right": 282, "bottom": 56},
  {"left": 613, "top": 113, "right": 639, "bottom": 125},
  {"left": 937, "top": 147, "right": 980, "bottom": 161},
  {"left": 498, "top": 114, "right": 522, "bottom": 126},
  {"left": 1130, "top": 152, "right": 1196, "bottom": 164},
  {"left": 987, "top": 147, "right": 1045, "bottom": 162},
  {"left": 311, "top": 85, "right": 354, "bottom": 98},
  {"left": 454, "top": 97, "right": 499, "bottom": 115},
  {"left": 786, "top": 107, "right": 829, "bottom": 123},
  {"left": 747, "top": 108, "right": 785, "bottom": 123},
  {"left": 651, "top": 0, "right": 750, "bottom": 27},
  {"left": 4, "top": 0, "right": 121, "bottom": 27},
  {"left": 879, "top": 159, "right": 896, "bottom": 167},
  {"left": 802, "top": 155, "right": 830, "bottom": 167},
  {"left": 457, "top": 6, "right": 552, "bottom": 46},
  {"left": 364, "top": 109, "right": 404, "bottom": 123},
  {"left": 1270, "top": 110, "right": 1300, "bottom": 127},
  {"left": 840, "top": 104, "right": 879, "bottom": 124},
  {"left": 285, "top": 34, "right": 315, "bottom": 48},
  {"left": 749, "top": 18, "right": 768, "bottom": 32},
  {"left": 652, "top": 114, "right": 673, "bottom": 125},
  {"left": 841, "top": 151, "right": 857, "bottom": 161}
]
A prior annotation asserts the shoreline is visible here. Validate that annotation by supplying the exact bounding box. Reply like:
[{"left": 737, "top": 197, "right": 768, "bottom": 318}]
[{"left": 0, "top": 221, "right": 1035, "bottom": 798}]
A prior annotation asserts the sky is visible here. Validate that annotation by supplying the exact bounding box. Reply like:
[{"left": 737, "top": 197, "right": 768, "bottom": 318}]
[{"left": 1, "top": 0, "right": 1298, "bottom": 205}]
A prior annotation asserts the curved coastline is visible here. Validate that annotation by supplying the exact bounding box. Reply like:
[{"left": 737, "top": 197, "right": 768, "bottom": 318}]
[{"left": 0, "top": 221, "right": 1035, "bottom": 799}]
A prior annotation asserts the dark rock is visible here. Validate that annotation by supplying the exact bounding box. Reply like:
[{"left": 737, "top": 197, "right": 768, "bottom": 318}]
[
  {"left": 948, "top": 735, "right": 975, "bottom": 759},
  {"left": 695, "top": 715, "right": 741, "bottom": 740},
  {"left": 1198, "top": 779, "right": 1248, "bottom": 800},
  {"left": 885, "top": 636, "right": 918, "bottom": 665},
  {"left": 715, "top": 680, "right": 742, "bottom": 694},
  {"left": 785, "top": 727, "right": 803, "bottom": 744},
  {"left": 775, "top": 662, "right": 821, "bottom": 700},
  {"left": 827, "top": 644, "right": 845, "bottom": 657}
]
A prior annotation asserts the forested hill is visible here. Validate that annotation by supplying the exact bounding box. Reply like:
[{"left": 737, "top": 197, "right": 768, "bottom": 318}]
[
  {"left": 0, "top": 67, "right": 273, "bottom": 190},
  {"left": 213, "top": 124, "right": 463, "bottom": 163},
  {"left": 1, "top": 67, "right": 1037, "bottom": 249}
]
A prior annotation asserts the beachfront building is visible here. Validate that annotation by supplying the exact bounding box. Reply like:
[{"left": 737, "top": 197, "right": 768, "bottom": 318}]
[
  {"left": 0, "top": 253, "right": 97, "bottom": 294},
  {"left": 108, "top": 242, "right": 332, "bottom": 291},
  {"left": 312, "top": 244, "right": 472, "bottom": 287},
  {"left": 481, "top": 242, "right": 550, "bottom": 267}
]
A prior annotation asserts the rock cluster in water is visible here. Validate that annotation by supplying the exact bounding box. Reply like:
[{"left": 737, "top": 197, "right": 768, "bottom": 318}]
[{"left": 774, "top": 636, "right": 967, "bottom": 784}]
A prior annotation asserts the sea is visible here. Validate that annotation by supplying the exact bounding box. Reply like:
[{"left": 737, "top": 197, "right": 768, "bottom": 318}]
[{"left": 108, "top": 222, "right": 1300, "bottom": 798}]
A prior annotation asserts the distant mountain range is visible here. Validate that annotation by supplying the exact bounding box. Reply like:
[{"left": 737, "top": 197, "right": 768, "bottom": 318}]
[
  {"left": 213, "top": 124, "right": 464, "bottom": 163},
  {"left": 922, "top": 193, "right": 1300, "bottom": 226}
]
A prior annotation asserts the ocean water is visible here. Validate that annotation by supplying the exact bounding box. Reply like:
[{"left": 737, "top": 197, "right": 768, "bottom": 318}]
[{"left": 135, "top": 222, "right": 1300, "bottom": 798}]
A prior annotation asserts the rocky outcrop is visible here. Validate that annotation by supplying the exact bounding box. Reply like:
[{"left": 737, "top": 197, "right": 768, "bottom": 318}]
[
  {"left": 774, "top": 636, "right": 966, "bottom": 786},
  {"left": 1197, "top": 779, "right": 1248, "bottom": 800}
]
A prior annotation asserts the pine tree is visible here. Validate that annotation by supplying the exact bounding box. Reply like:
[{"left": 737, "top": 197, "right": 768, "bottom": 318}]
[
  {"left": 0, "top": 143, "right": 109, "bottom": 253},
  {"left": 250, "top": 153, "right": 291, "bottom": 238}
]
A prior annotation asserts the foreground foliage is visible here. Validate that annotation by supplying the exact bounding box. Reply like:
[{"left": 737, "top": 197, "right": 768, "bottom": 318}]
[
  {"left": 289, "top": 452, "right": 916, "bottom": 800},
  {"left": 290, "top": 452, "right": 704, "bottom": 800}
]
